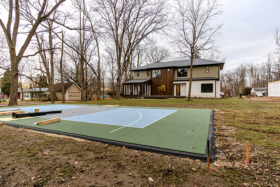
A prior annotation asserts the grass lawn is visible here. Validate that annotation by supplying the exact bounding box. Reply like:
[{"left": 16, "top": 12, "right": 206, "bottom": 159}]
[{"left": 0, "top": 98, "right": 279, "bottom": 186}]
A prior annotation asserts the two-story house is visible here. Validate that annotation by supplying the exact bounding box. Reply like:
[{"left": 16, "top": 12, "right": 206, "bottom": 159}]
[{"left": 123, "top": 59, "right": 225, "bottom": 98}]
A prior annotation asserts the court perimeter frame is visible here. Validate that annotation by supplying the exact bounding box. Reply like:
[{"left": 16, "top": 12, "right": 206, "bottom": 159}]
[{"left": 4, "top": 108, "right": 216, "bottom": 161}]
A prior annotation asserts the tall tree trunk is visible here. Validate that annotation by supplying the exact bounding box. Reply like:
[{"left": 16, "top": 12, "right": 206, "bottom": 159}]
[
  {"left": 9, "top": 58, "right": 19, "bottom": 106},
  {"left": 49, "top": 27, "right": 55, "bottom": 104},
  {"left": 79, "top": 5, "right": 85, "bottom": 101},
  {"left": 116, "top": 68, "right": 121, "bottom": 100},
  {"left": 95, "top": 35, "right": 101, "bottom": 101},
  {"left": 60, "top": 32, "right": 65, "bottom": 103},
  {"left": 20, "top": 75, "right": 24, "bottom": 101},
  {"left": 187, "top": 53, "right": 194, "bottom": 101},
  {"left": 116, "top": 48, "right": 122, "bottom": 100}
]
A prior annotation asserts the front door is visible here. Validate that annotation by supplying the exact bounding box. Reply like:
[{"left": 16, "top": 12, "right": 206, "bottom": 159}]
[{"left": 176, "top": 85, "right": 180, "bottom": 96}]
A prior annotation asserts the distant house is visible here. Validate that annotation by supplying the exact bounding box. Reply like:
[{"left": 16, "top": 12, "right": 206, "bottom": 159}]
[
  {"left": 268, "top": 81, "right": 280, "bottom": 97},
  {"left": 18, "top": 87, "right": 49, "bottom": 100},
  {"left": 251, "top": 87, "right": 267, "bottom": 96},
  {"left": 17, "top": 82, "right": 81, "bottom": 101},
  {"left": 54, "top": 82, "right": 81, "bottom": 101}
]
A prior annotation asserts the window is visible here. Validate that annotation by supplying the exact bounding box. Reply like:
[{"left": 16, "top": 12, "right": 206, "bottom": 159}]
[
  {"left": 201, "top": 84, "right": 213, "bottom": 93},
  {"left": 205, "top": 67, "right": 209, "bottom": 73},
  {"left": 138, "top": 85, "right": 142, "bottom": 95},
  {"left": 23, "top": 93, "right": 29, "bottom": 97},
  {"left": 177, "top": 68, "right": 188, "bottom": 77},
  {"left": 152, "top": 70, "right": 161, "bottom": 78},
  {"left": 137, "top": 71, "right": 139, "bottom": 77},
  {"left": 157, "top": 85, "right": 166, "bottom": 92},
  {"left": 147, "top": 71, "right": 150, "bottom": 76}
]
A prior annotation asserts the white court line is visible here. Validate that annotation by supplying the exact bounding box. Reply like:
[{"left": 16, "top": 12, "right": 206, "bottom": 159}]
[
  {"left": 110, "top": 110, "right": 143, "bottom": 133},
  {"left": 0, "top": 108, "right": 21, "bottom": 112},
  {"left": 140, "top": 110, "right": 178, "bottom": 128}
]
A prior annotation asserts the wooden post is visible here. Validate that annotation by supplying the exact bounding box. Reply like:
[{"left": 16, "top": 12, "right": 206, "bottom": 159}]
[
  {"left": 0, "top": 110, "right": 25, "bottom": 116},
  {"left": 207, "top": 139, "right": 210, "bottom": 169},
  {"left": 39, "top": 118, "right": 60, "bottom": 125},
  {"left": 246, "top": 142, "right": 249, "bottom": 163},
  {"left": 35, "top": 109, "right": 39, "bottom": 113}
]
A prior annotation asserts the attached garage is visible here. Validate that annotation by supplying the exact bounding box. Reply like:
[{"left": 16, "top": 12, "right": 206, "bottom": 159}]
[
  {"left": 54, "top": 82, "right": 81, "bottom": 101},
  {"left": 268, "top": 81, "right": 280, "bottom": 97}
]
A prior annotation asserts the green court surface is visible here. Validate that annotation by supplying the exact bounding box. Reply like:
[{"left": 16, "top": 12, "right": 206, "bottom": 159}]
[{"left": 0, "top": 105, "right": 213, "bottom": 155}]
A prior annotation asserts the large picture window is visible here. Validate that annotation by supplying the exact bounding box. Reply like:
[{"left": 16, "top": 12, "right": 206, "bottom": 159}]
[
  {"left": 177, "top": 68, "right": 188, "bottom": 77},
  {"left": 157, "top": 85, "right": 166, "bottom": 92},
  {"left": 201, "top": 84, "right": 213, "bottom": 93},
  {"left": 23, "top": 93, "right": 29, "bottom": 97},
  {"left": 138, "top": 85, "right": 142, "bottom": 95},
  {"left": 152, "top": 69, "right": 161, "bottom": 78}
]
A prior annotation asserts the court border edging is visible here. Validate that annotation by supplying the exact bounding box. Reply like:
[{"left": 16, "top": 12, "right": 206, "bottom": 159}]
[{"left": 4, "top": 109, "right": 215, "bottom": 161}]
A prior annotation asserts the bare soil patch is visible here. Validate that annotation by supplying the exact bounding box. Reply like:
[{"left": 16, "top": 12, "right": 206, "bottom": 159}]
[
  {"left": 0, "top": 125, "right": 226, "bottom": 187},
  {"left": 247, "top": 97, "right": 280, "bottom": 102}
]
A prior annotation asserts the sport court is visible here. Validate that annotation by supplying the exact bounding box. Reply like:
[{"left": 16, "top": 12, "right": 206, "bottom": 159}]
[{"left": 0, "top": 104, "right": 214, "bottom": 157}]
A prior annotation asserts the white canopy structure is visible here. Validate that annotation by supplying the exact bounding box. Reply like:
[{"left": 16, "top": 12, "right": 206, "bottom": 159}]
[{"left": 268, "top": 81, "right": 280, "bottom": 97}]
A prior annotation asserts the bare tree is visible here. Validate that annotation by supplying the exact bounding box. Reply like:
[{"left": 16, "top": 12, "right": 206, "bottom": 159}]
[
  {"left": 0, "top": 0, "right": 65, "bottom": 106},
  {"left": 60, "top": 32, "right": 65, "bottom": 103},
  {"left": 146, "top": 44, "right": 170, "bottom": 64},
  {"left": 173, "top": 0, "right": 223, "bottom": 101},
  {"left": 95, "top": 0, "right": 169, "bottom": 99},
  {"left": 33, "top": 19, "right": 58, "bottom": 104},
  {"left": 105, "top": 47, "right": 117, "bottom": 98}
]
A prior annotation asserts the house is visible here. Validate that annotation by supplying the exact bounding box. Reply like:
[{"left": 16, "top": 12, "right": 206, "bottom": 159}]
[
  {"left": 268, "top": 81, "right": 280, "bottom": 97},
  {"left": 18, "top": 87, "right": 49, "bottom": 100},
  {"left": 17, "top": 82, "right": 81, "bottom": 101},
  {"left": 0, "top": 85, "right": 9, "bottom": 99},
  {"left": 251, "top": 87, "right": 267, "bottom": 96},
  {"left": 54, "top": 82, "right": 81, "bottom": 101},
  {"left": 123, "top": 59, "right": 224, "bottom": 98}
]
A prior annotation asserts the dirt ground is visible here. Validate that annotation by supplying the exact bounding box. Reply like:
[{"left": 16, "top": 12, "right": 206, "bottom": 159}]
[
  {"left": 246, "top": 97, "right": 280, "bottom": 102},
  {"left": 0, "top": 123, "right": 226, "bottom": 187}
]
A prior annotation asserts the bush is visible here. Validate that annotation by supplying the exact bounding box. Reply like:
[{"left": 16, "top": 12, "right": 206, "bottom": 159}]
[
  {"left": 243, "top": 87, "right": 252, "bottom": 95},
  {"left": 107, "top": 91, "right": 116, "bottom": 96}
]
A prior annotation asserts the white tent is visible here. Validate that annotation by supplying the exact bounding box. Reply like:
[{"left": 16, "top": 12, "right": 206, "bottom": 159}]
[{"left": 268, "top": 81, "right": 280, "bottom": 97}]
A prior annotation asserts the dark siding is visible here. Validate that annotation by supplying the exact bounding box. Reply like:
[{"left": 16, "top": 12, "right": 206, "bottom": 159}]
[{"left": 151, "top": 69, "right": 174, "bottom": 95}]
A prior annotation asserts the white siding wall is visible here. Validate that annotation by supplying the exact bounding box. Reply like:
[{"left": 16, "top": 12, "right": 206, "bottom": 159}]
[
  {"left": 174, "top": 80, "right": 220, "bottom": 98},
  {"left": 268, "top": 82, "right": 280, "bottom": 97}
]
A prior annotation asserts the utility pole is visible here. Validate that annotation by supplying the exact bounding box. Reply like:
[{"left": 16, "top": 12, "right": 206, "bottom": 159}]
[{"left": 85, "top": 43, "right": 87, "bottom": 101}]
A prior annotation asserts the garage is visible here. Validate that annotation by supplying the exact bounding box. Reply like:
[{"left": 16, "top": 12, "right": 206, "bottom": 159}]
[{"left": 54, "top": 82, "right": 81, "bottom": 101}]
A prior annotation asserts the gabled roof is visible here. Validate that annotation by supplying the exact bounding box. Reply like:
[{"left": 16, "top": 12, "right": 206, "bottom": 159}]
[
  {"left": 54, "top": 82, "right": 81, "bottom": 92},
  {"left": 123, "top": 79, "right": 151, "bottom": 84},
  {"left": 131, "top": 59, "right": 225, "bottom": 71}
]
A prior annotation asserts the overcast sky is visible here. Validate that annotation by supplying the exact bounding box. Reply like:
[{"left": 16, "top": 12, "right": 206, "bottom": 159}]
[{"left": 212, "top": 0, "right": 280, "bottom": 70}]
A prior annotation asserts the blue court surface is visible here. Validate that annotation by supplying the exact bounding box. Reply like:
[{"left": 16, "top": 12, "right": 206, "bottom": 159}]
[
  {"left": 18, "top": 104, "right": 83, "bottom": 113},
  {"left": 63, "top": 108, "right": 177, "bottom": 129}
]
